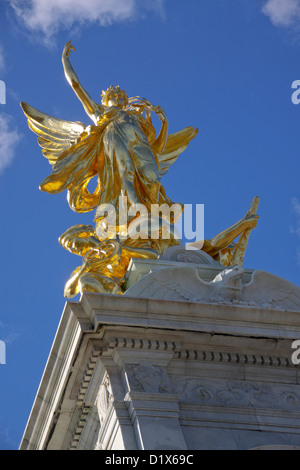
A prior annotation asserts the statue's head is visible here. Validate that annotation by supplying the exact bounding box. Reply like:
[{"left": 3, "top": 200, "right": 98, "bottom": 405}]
[{"left": 101, "top": 85, "right": 128, "bottom": 109}]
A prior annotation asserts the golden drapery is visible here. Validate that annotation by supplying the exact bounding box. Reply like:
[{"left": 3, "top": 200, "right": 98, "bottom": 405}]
[
  {"left": 22, "top": 101, "right": 198, "bottom": 220},
  {"left": 21, "top": 98, "right": 199, "bottom": 297}
]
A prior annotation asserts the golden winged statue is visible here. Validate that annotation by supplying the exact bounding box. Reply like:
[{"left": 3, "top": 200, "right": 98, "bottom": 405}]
[
  {"left": 21, "top": 41, "right": 199, "bottom": 296},
  {"left": 21, "top": 41, "right": 198, "bottom": 218},
  {"left": 21, "top": 42, "right": 259, "bottom": 297}
]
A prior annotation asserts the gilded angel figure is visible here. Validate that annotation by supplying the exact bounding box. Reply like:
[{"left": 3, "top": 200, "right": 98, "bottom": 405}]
[
  {"left": 21, "top": 41, "right": 199, "bottom": 296},
  {"left": 21, "top": 41, "right": 198, "bottom": 230},
  {"left": 21, "top": 42, "right": 259, "bottom": 297}
]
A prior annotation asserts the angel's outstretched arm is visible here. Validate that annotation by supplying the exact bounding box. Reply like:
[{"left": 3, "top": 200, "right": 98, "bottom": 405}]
[
  {"left": 62, "top": 41, "right": 99, "bottom": 120},
  {"left": 152, "top": 105, "right": 168, "bottom": 154}
]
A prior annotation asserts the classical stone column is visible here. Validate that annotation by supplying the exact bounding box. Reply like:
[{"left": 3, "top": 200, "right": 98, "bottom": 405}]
[{"left": 116, "top": 354, "right": 187, "bottom": 450}]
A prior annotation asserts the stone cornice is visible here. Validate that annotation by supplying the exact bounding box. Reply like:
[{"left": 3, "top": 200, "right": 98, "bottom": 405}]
[{"left": 66, "top": 292, "right": 300, "bottom": 340}]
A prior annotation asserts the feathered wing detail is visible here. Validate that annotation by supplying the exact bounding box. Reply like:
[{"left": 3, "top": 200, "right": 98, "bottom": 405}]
[
  {"left": 158, "top": 126, "right": 198, "bottom": 177},
  {"left": 241, "top": 270, "right": 300, "bottom": 311},
  {"left": 124, "top": 266, "right": 212, "bottom": 302},
  {"left": 21, "top": 102, "right": 101, "bottom": 213},
  {"left": 39, "top": 131, "right": 102, "bottom": 212},
  {"left": 21, "top": 102, "right": 86, "bottom": 165}
]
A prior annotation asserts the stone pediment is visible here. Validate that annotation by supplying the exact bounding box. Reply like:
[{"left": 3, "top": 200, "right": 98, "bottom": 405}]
[{"left": 124, "top": 247, "right": 300, "bottom": 312}]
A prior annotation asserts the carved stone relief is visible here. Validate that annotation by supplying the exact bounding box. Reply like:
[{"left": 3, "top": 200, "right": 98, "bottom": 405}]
[
  {"left": 160, "top": 245, "right": 220, "bottom": 266},
  {"left": 125, "top": 263, "right": 300, "bottom": 311},
  {"left": 96, "top": 373, "right": 113, "bottom": 424},
  {"left": 170, "top": 377, "right": 300, "bottom": 411},
  {"left": 125, "top": 362, "right": 172, "bottom": 393}
]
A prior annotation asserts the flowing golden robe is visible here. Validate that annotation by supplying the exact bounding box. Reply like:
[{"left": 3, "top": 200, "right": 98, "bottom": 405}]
[{"left": 21, "top": 101, "right": 198, "bottom": 219}]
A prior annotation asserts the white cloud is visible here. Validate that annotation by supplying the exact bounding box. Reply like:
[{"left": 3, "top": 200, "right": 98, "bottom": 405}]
[
  {"left": 7, "top": 0, "right": 165, "bottom": 43},
  {"left": 262, "top": 0, "right": 300, "bottom": 27},
  {"left": 0, "top": 114, "right": 22, "bottom": 174}
]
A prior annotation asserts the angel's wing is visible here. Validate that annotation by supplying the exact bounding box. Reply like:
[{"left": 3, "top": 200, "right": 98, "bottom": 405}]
[
  {"left": 124, "top": 266, "right": 211, "bottom": 302},
  {"left": 158, "top": 126, "right": 198, "bottom": 177},
  {"left": 21, "top": 102, "right": 86, "bottom": 165},
  {"left": 241, "top": 270, "right": 300, "bottom": 311}
]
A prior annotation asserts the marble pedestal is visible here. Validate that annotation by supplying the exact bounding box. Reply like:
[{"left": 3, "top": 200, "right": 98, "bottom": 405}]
[{"left": 20, "top": 249, "right": 300, "bottom": 450}]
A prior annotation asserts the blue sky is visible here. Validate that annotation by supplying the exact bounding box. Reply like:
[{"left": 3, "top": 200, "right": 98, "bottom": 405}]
[{"left": 0, "top": 0, "right": 300, "bottom": 450}]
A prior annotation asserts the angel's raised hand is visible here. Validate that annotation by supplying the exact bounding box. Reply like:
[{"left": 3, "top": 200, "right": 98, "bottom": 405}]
[
  {"left": 63, "top": 41, "right": 76, "bottom": 59},
  {"left": 153, "top": 105, "right": 167, "bottom": 122}
]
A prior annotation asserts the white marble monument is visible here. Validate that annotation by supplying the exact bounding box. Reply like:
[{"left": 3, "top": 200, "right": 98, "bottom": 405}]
[{"left": 20, "top": 247, "right": 300, "bottom": 450}]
